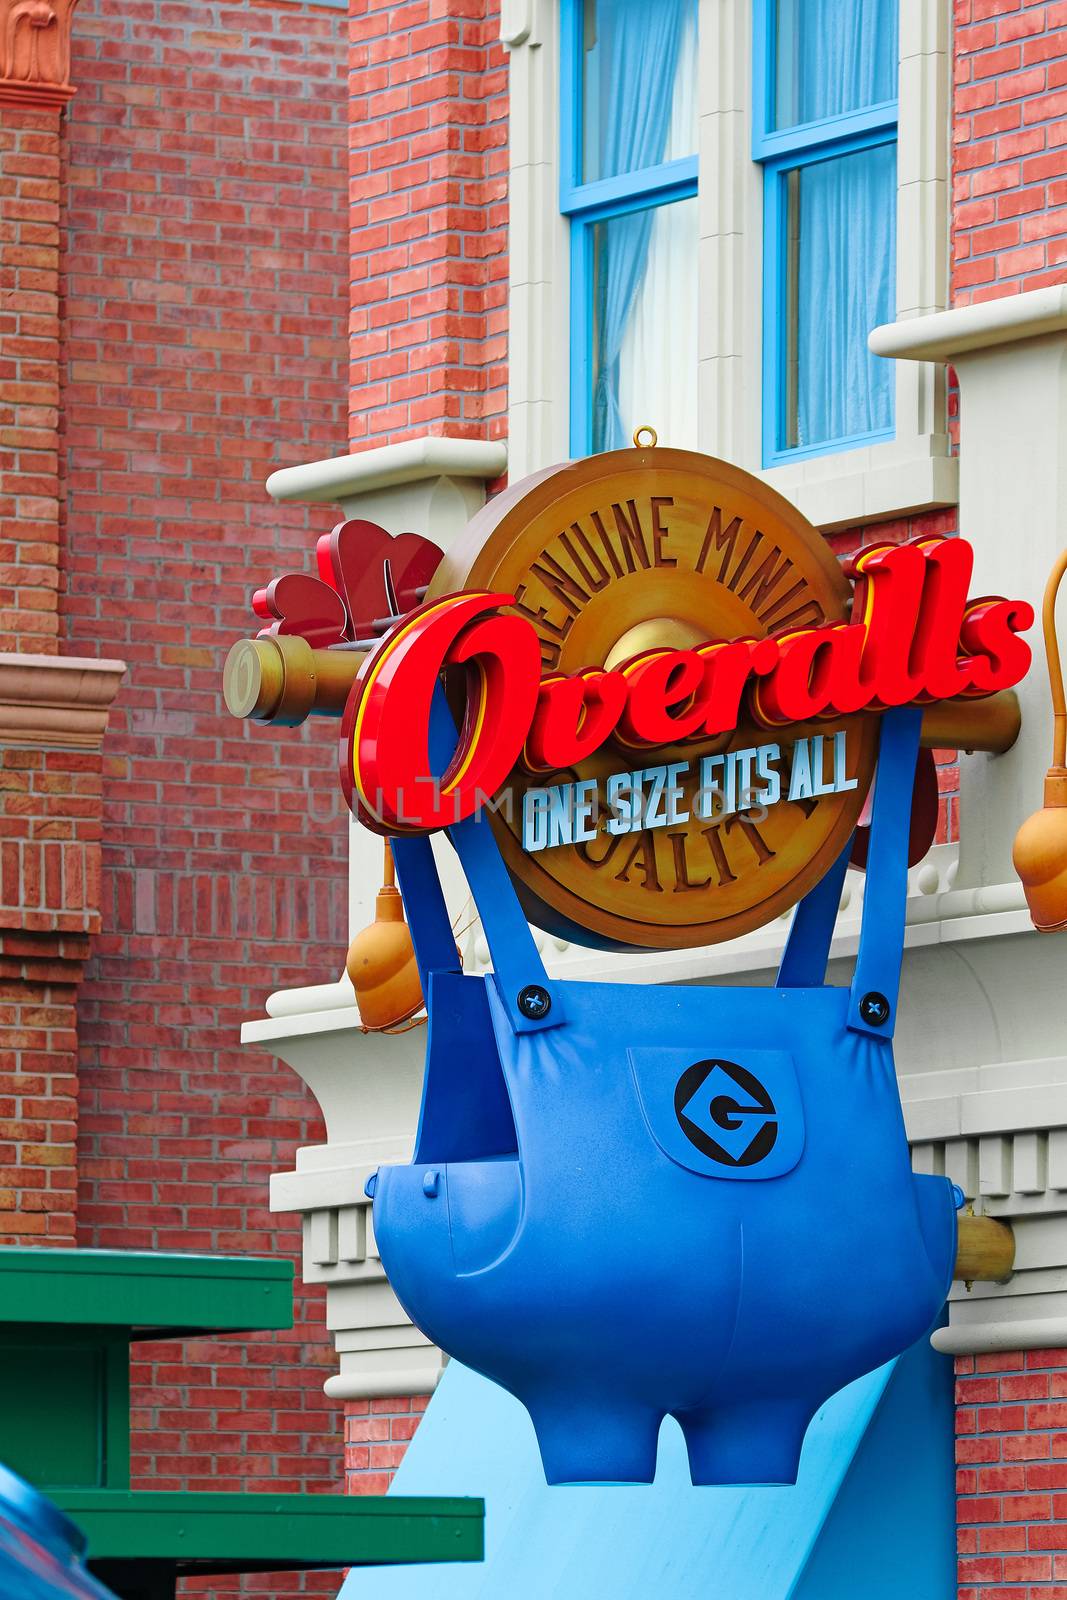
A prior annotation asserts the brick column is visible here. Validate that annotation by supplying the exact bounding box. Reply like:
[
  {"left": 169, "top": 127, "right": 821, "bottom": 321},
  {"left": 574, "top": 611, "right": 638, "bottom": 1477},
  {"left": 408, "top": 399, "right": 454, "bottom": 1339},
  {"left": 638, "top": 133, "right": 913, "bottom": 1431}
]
[
  {"left": 0, "top": 0, "right": 80, "bottom": 652},
  {"left": 349, "top": 0, "right": 508, "bottom": 446},
  {"left": 0, "top": 655, "right": 123, "bottom": 1244}
]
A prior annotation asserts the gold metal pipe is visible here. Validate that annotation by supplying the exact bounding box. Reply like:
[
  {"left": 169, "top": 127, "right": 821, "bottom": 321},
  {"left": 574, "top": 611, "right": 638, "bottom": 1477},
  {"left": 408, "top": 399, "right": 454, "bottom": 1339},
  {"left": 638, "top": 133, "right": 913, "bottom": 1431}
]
[
  {"left": 222, "top": 636, "right": 1022, "bottom": 754},
  {"left": 223, "top": 636, "right": 365, "bottom": 725},
  {"left": 954, "top": 1213, "right": 1015, "bottom": 1283},
  {"left": 920, "top": 690, "right": 1020, "bottom": 755}
]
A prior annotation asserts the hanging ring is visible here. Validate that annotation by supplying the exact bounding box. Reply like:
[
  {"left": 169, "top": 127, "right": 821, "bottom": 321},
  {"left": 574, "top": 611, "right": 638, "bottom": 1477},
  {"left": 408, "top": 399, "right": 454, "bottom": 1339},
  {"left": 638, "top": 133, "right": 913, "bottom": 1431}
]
[{"left": 632, "top": 425, "right": 658, "bottom": 449}]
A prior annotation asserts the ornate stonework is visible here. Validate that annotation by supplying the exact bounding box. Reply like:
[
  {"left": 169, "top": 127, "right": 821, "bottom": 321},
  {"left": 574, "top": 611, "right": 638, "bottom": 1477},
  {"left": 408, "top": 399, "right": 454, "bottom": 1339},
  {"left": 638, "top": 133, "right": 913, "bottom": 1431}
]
[{"left": 0, "top": 0, "right": 79, "bottom": 108}]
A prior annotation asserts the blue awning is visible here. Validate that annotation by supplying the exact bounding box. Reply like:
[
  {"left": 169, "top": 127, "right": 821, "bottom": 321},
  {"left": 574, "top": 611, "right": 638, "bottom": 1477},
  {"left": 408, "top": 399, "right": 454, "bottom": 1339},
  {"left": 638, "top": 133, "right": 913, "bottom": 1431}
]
[{"left": 343, "top": 1336, "right": 954, "bottom": 1599}]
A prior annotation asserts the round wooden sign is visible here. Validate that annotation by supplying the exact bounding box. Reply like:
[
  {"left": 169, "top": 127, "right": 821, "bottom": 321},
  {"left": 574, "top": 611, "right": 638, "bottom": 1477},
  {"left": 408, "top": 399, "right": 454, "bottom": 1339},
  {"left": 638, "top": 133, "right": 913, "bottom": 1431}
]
[{"left": 429, "top": 446, "right": 878, "bottom": 950}]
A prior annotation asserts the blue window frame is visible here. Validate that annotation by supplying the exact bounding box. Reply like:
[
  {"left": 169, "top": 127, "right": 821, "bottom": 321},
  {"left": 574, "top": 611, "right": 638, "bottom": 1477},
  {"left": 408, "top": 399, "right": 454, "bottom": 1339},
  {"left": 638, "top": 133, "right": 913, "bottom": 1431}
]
[
  {"left": 754, "top": 0, "right": 898, "bottom": 466},
  {"left": 561, "top": 0, "right": 698, "bottom": 457}
]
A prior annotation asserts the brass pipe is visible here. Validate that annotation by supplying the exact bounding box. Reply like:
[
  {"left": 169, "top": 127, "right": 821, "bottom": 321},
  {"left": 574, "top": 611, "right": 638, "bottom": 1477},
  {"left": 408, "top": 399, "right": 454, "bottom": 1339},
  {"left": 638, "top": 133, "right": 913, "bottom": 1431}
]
[
  {"left": 920, "top": 689, "right": 1020, "bottom": 755},
  {"left": 224, "top": 634, "right": 1024, "bottom": 754},
  {"left": 223, "top": 636, "right": 365, "bottom": 725},
  {"left": 954, "top": 1213, "right": 1015, "bottom": 1283}
]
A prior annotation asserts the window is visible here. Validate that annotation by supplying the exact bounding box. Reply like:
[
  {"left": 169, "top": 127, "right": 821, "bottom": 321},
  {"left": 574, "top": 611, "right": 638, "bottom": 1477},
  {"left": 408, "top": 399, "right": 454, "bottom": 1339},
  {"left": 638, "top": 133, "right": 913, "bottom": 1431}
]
[
  {"left": 755, "top": 0, "right": 898, "bottom": 466},
  {"left": 561, "top": 0, "right": 699, "bottom": 456}
]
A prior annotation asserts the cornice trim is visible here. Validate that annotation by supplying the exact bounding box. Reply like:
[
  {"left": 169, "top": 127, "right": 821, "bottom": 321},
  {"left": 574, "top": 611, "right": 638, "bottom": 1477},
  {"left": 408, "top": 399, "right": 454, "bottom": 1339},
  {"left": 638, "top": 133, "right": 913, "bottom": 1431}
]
[
  {"left": 265, "top": 437, "right": 509, "bottom": 505},
  {"left": 0, "top": 654, "right": 126, "bottom": 749},
  {"left": 0, "top": 79, "right": 73, "bottom": 107},
  {"left": 932, "top": 1317, "right": 1067, "bottom": 1356},
  {"left": 871, "top": 285, "right": 1067, "bottom": 364}
]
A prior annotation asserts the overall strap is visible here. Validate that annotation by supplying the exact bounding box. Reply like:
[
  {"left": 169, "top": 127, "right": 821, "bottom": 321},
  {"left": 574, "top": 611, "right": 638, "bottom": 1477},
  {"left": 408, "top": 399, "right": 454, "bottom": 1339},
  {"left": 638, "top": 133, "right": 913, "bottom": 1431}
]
[
  {"left": 776, "top": 842, "right": 852, "bottom": 990},
  {"left": 390, "top": 834, "right": 461, "bottom": 985},
  {"left": 847, "top": 705, "right": 923, "bottom": 1039},
  {"left": 391, "top": 686, "right": 561, "bottom": 1036}
]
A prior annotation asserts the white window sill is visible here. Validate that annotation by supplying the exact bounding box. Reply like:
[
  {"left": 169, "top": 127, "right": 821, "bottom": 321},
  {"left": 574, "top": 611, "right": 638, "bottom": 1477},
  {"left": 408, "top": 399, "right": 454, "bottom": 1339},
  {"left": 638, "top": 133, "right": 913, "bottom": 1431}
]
[{"left": 759, "top": 436, "right": 958, "bottom": 533}]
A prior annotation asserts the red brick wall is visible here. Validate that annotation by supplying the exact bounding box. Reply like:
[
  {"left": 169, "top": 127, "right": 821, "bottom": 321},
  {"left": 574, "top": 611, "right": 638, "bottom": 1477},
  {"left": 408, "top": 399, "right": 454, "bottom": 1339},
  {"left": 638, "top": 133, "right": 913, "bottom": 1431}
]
[
  {"left": 59, "top": 2, "right": 351, "bottom": 1594},
  {"left": 344, "top": 1395, "right": 429, "bottom": 1493},
  {"left": 0, "top": 104, "right": 63, "bottom": 653},
  {"left": 0, "top": 975, "right": 79, "bottom": 1245},
  {"left": 349, "top": 0, "right": 508, "bottom": 447},
  {"left": 0, "top": 743, "right": 105, "bottom": 1246},
  {"left": 953, "top": 0, "right": 1067, "bottom": 304},
  {"left": 957, "top": 1348, "right": 1067, "bottom": 1598}
]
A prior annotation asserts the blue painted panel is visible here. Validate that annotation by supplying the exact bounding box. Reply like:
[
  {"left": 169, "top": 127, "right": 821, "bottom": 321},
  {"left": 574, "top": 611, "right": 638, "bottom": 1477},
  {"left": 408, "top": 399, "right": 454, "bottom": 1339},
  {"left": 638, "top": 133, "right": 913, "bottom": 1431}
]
[
  {"left": 341, "top": 1336, "right": 954, "bottom": 1599},
  {"left": 562, "top": 157, "right": 700, "bottom": 218},
  {"left": 794, "top": 1329, "right": 956, "bottom": 1600}
]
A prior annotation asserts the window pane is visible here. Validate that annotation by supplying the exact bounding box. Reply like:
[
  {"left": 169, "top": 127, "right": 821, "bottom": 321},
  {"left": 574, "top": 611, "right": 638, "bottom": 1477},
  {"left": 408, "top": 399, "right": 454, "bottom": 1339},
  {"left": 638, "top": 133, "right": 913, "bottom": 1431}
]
[
  {"left": 591, "top": 196, "right": 698, "bottom": 453},
  {"left": 774, "top": 0, "right": 897, "bottom": 129},
  {"left": 581, "top": 0, "right": 697, "bottom": 184},
  {"left": 782, "top": 142, "right": 895, "bottom": 452}
]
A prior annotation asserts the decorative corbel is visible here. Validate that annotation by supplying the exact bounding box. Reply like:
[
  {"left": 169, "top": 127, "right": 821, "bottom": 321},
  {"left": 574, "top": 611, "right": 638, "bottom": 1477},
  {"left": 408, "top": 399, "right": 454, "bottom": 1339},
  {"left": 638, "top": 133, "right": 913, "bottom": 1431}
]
[
  {"left": 0, "top": 0, "right": 80, "bottom": 109},
  {"left": 499, "top": 0, "right": 542, "bottom": 50}
]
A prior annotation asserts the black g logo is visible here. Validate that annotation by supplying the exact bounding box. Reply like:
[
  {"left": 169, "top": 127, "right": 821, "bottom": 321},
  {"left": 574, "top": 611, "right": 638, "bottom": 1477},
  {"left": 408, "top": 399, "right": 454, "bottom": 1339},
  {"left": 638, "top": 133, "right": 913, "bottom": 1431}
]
[{"left": 674, "top": 1058, "right": 778, "bottom": 1168}]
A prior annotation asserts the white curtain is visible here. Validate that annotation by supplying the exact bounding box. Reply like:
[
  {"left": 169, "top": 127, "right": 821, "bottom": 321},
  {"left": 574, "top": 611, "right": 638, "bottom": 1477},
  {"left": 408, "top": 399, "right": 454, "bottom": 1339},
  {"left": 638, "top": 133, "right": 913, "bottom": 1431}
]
[
  {"left": 592, "top": 1, "right": 699, "bottom": 452},
  {"left": 615, "top": 197, "right": 699, "bottom": 451}
]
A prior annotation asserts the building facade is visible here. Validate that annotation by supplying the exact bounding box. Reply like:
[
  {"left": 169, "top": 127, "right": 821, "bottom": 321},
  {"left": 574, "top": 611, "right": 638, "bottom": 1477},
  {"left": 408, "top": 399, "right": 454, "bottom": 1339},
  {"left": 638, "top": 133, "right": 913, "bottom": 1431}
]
[
  {"left": 6, "top": 0, "right": 1067, "bottom": 1595},
  {"left": 2, "top": 1, "right": 352, "bottom": 1596},
  {"left": 252, "top": 0, "right": 1067, "bottom": 1595}
]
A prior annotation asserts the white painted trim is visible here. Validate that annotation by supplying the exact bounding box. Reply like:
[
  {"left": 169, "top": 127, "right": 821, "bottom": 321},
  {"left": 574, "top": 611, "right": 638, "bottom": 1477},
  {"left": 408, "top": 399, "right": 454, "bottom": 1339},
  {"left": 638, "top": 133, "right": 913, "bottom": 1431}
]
[
  {"left": 502, "top": 0, "right": 572, "bottom": 478},
  {"left": 265, "top": 439, "right": 508, "bottom": 505},
  {"left": 265, "top": 977, "right": 356, "bottom": 1019},
  {"left": 323, "top": 1366, "right": 444, "bottom": 1402},
  {"left": 762, "top": 447, "right": 958, "bottom": 534},
  {"left": 931, "top": 1318, "right": 1067, "bottom": 1356},
  {"left": 871, "top": 283, "right": 1067, "bottom": 363}
]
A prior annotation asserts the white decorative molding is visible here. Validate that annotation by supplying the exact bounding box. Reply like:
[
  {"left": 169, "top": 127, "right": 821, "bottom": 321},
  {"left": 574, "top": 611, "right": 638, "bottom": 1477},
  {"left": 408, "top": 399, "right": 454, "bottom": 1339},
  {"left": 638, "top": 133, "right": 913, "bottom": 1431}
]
[
  {"left": 265, "top": 975, "right": 356, "bottom": 1019},
  {"left": 905, "top": 1055, "right": 1067, "bottom": 1353},
  {"left": 872, "top": 283, "right": 1067, "bottom": 891},
  {"left": 250, "top": 1006, "right": 447, "bottom": 1399},
  {"left": 505, "top": 0, "right": 570, "bottom": 477},
  {"left": 499, "top": 0, "right": 537, "bottom": 49},
  {"left": 265, "top": 437, "right": 507, "bottom": 545},
  {"left": 871, "top": 282, "right": 1067, "bottom": 363}
]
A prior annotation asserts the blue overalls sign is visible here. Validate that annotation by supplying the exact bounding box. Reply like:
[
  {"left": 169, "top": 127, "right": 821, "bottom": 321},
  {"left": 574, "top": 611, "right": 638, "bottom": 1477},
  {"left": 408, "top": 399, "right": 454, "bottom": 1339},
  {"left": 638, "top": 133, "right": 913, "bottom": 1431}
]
[
  {"left": 371, "top": 702, "right": 957, "bottom": 1485},
  {"left": 259, "top": 447, "right": 1035, "bottom": 1488}
]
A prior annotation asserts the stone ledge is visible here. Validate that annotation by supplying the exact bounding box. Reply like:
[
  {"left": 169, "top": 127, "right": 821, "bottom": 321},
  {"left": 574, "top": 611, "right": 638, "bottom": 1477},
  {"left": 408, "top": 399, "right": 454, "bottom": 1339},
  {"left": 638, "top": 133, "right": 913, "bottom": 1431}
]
[
  {"left": 265, "top": 437, "right": 508, "bottom": 506},
  {"left": 871, "top": 284, "right": 1067, "bottom": 363},
  {"left": 0, "top": 654, "right": 125, "bottom": 749}
]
